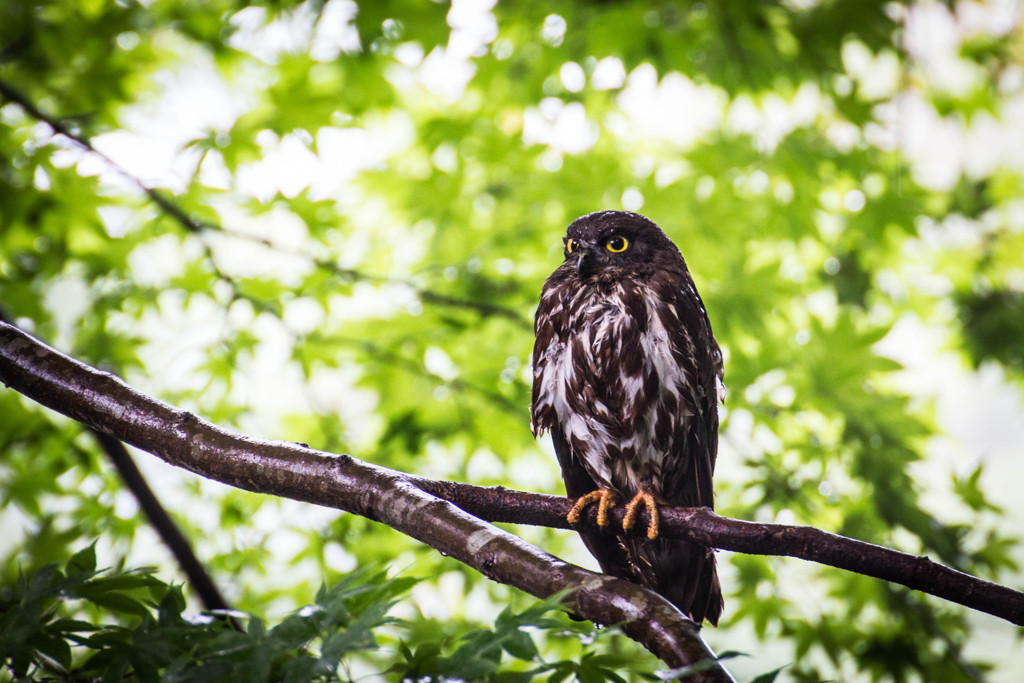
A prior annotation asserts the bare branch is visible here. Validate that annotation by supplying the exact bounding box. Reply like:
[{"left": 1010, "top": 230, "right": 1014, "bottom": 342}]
[
  {"left": 0, "top": 321, "right": 733, "bottom": 680},
  {"left": 412, "top": 479, "right": 1024, "bottom": 626},
  {"left": 90, "top": 432, "right": 236, "bottom": 616}
]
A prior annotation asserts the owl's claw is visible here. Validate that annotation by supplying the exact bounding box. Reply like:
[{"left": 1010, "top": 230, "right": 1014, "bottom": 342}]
[
  {"left": 622, "top": 490, "right": 660, "bottom": 540},
  {"left": 567, "top": 488, "right": 617, "bottom": 527}
]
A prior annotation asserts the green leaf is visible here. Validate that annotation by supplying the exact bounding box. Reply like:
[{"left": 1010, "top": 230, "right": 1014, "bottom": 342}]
[
  {"left": 66, "top": 542, "right": 98, "bottom": 574},
  {"left": 751, "top": 664, "right": 788, "bottom": 683}
]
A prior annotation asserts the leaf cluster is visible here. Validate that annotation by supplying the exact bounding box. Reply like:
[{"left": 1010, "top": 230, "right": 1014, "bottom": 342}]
[
  {"left": 1, "top": 546, "right": 656, "bottom": 682},
  {"left": 2, "top": 545, "right": 408, "bottom": 682}
]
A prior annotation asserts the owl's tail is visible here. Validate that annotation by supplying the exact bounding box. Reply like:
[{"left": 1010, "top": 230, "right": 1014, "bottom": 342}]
[{"left": 632, "top": 537, "right": 724, "bottom": 627}]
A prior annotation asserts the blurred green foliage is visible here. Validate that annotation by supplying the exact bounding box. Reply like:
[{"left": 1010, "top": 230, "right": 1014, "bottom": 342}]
[
  {"left": 2, "top": 545, "right": 603, "bottom": 682},
  {"left": 2, "top": 0, "right": 1023, "bottom": 680}
]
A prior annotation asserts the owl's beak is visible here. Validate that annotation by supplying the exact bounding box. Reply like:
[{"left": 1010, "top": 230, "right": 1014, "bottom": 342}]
[
  {"left": 575, "top": 251, "right": 588, "bottom": 274},
  {"left": 575, "top": 247, "right": 598, "bottom": 275}
]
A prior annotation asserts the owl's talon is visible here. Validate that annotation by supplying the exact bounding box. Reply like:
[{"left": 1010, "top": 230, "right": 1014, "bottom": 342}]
[
  {"left": 622, "top": 490, "right": 660, "bottom": 540},
  {"left": 567, "top": 489, "right": 617, "bottom": 527}
]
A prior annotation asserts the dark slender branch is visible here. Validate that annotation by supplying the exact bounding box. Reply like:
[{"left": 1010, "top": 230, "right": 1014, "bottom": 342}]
[
  {"left": 412, "top": 479, "right": 1024, "bottom": 627},
  {"left": 0, "top": 78, "right": 528, "bottom": 326},
  {"left": 0, "top": 322, "right": 733, "bottom": 680},
  {"left": 91, "top": 432, "right": 234, "bottom": 614},
  {"left": 0, "top": 307, "right": 234, "bottom": 619}
]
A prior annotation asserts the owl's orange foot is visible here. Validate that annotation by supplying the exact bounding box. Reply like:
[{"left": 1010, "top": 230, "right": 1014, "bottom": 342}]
[
  {"left": 567, "top": 489, "right": 617, "bottom": 528},
  {"left": 622, "top": 490, "right": 660, "bottom": 540}
]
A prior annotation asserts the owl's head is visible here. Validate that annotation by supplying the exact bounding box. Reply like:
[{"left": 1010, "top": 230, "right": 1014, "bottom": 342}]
[{"left": 562, "top": 210, "right": 680, "bottom": 277}]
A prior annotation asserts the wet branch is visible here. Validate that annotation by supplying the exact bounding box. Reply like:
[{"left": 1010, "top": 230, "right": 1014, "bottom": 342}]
[
  {"left": 4, "top": 314, "right": 1024, "bottom": 648},
  {"left": 0, "top": 322, "right": 733, "bottom": 681}
]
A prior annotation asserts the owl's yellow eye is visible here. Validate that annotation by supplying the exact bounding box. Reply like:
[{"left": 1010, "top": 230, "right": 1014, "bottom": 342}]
[
  {"left": 566, "top": 238, "right": 579, "bottom": 254},
  {"left": 605, "top": 235, "right": 629, "bottom": 253}
]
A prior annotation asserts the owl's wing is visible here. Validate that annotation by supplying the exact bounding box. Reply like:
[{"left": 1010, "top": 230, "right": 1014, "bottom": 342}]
[
  {"left": 660, "top": 279, "right": 721, "bottom": 511},
  {"left": 627, "top": 413, "right": 723, "bottom": 625},
  {"left": 624, "top": 276, "right": 723, "bottom": 625},
  {"left": 550, "top": 424, "right": 641, "bottom": 585}
]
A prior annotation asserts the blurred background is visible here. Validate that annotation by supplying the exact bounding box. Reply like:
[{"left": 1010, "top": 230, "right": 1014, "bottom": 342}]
[{"left": 2, "top": 0, "right": 1023, "bottom": 680}]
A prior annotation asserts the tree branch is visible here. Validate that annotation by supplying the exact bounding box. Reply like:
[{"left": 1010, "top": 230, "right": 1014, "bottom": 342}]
[
  {"left": 411, "top": 479, "right": 1024, "bottom": 626},
  {"left": 90, "top": 431, "right": 235, "bottom": 615},
  {"left": 8, "top": 320, "right": 1022, "bottom": 633},
  {"left": 0, "top": 321, "right": 733, "bottom": 680}
]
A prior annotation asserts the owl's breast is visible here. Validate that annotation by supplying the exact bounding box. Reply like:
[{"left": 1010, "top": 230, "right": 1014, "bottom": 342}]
[{"left": 535, "top": 282, "right": 697, "bottom": 493}]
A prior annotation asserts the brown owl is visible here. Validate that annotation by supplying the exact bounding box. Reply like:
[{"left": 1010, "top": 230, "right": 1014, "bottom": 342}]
[{"left": 531, "top": 210, "right": 724, "bottom": 625}]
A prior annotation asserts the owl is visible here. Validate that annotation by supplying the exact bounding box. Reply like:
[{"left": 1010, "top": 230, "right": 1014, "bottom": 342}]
[{"left": 531, "top": 210, "right": 724, "bottom": 625}]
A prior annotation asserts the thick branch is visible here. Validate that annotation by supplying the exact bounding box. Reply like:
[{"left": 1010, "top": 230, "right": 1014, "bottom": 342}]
[
  {"left": 4, "top": 321, "right": 1024, "bottom": 635},
  {"left": 0, "top": 322, "right": 732, "bottom": 680}
]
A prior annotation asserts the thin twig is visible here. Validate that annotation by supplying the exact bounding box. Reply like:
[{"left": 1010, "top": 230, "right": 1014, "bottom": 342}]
[
  {"left": 206, "top": 226, "right": 529, "bottom": 324},
  {"left": 0, "top": 78, "right": 528, "bottom": 325},
  {"left": 335, "top": 335, "right": 525, "bottom": 415}
]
